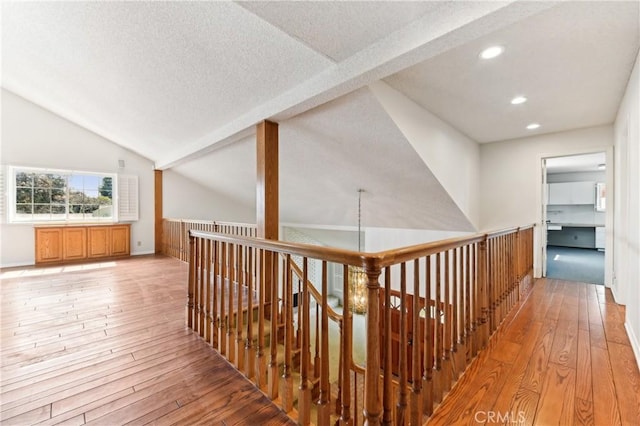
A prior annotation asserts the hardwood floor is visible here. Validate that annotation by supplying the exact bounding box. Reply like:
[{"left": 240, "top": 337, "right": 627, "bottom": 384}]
[
  {"left": 3, "top": 257, "right": 639, "bottom": 425},
  {"left": 428, "top": 278, "right": 640, "bottom": 426},
  {"left": 0, "top": 255, "right": 294, "bottom": 426}
]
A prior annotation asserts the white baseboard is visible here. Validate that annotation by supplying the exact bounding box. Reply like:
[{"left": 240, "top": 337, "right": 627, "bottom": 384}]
[
  {"left": 0, "top": 261, "right": 34, "bottom": 269},
  {"left": 2, "top": 251, "right": 156, "bottom": 269},
  {"left": 625, "top": 322, "right": 640, "bottom": 372},
  {"left": 610, "top": 285, "right": 622, "bottom": 304},
  {"left": 131, "top": 250, "right": 156, "bottom": 256}
]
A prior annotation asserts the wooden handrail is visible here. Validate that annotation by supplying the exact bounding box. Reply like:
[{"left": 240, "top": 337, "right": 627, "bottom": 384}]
[
  {"left": 289, "top": 258, "right": 343, "bottom": 324},
  {"left": 184, "top": 222, "right": 535, "bottom": 425}
]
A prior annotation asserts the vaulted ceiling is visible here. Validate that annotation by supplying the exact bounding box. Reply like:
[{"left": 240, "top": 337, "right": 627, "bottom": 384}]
[{"left": 2, "top": 1, "right": 638, "bottom": 231}]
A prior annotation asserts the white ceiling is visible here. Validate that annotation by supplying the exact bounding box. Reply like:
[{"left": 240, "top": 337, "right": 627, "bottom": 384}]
[
  {"left": 546, "top": 152, "right": 606, "bottom": 174},
  {"left": 2, "top": 1, "right": 638, "bottom": 231}
]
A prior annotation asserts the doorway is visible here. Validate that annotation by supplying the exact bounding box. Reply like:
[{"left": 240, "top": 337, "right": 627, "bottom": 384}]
[{"left": 542, "top": 152, "right": 607, "bottom": 284}]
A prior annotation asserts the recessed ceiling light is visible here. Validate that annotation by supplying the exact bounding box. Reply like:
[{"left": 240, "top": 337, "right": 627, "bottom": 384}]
[
  {"left": 526, "top": 123, "right": 540, "bottom": 130},
  {"left": 479, "top": 46, "right": 504, "bottom": 59},
  {"left": 511, "top": 96, "right": 527, "bottom": 105}
]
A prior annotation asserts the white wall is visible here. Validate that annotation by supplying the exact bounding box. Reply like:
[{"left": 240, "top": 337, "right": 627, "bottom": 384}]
[
  {"left": 0, "top": 89, "right": 156, "bottom": 267},
  {"left": 369, "top": 81, "right": 481, "bottom": 230},
  {"left": 480, "top": 125, "right": 614, "bottom": 278},
  {"left": 365, "top": 227, "right": 471, "bottom": 253},
  {"left": 614, "top": 51, "right": 640, "bottom": 366},
  {"left": 163, "top": 169, "right": 254, "bottom": 222}
]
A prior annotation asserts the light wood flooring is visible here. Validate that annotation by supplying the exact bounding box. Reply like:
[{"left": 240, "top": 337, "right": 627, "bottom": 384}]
[
  {"left": 0, "top": 255, "right": 294, "bottom": 426},
  {"left": 428, "top": 278, "right": 640, "bottom": 425}
]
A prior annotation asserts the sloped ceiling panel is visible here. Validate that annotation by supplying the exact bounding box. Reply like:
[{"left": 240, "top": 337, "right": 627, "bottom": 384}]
[
  {"left": 280, "top": 87, "right": 474, "bottom": 231},
  {"left": 1, "top": 1, "right": 332, "bottom": 160},
  {"left": 174, "top": 87, "right": 475, "bottom": 232}
]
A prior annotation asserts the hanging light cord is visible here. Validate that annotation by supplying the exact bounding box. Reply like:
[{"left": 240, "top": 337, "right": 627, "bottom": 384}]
[{"left": 357, "top": 189, "right": 364, "bottom": 252}]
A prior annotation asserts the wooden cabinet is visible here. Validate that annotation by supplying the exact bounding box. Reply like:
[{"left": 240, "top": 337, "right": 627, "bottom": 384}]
[
  {"left": 63, "top": 227, "right": 87, "bottom": 261},
  {"left": 35, "top": 228, "right": 64, "bottom": 264},
  {"left": 87, "top": 225, "right": 130, "bottom": 258},
  {"left": 110, "top": 226, "right": 131, "bottom": 256},
  {"left": 35, "top": 224, "right": 130, "bottom": 265}
]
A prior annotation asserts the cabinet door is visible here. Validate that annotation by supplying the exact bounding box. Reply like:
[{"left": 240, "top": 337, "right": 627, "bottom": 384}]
[
  {"left": 571, "top": 182, "right": 595, "bottom": 204},
  {"left": 595, "top": 227, "right": 605, "bottom": 249},
  {"left": 63, "top": 228, "right": 87, "bottom": 260},
  {"left": 548, "top": 183, "right": 573, "bottom": 204},
  {"left": 88, "top": 227, "right": 110, "bottom": 258},
  {"left": 35, "top": 228, "right": 64, "bottom": 263},
  {"left": 110, "top": 225, "right": 130, "bottom": 256}
]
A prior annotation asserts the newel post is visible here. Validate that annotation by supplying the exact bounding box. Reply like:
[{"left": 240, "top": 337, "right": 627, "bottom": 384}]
[{"left": 364, "top": 261, "right": 382, "bottom": 425}]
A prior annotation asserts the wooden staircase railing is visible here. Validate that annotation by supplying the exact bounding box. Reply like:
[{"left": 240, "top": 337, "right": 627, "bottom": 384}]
[
  {"left": 185, "top": 224, "right": 534, "bottom": 425},
  {"left": 162, "top": 218, "right": 256, "bottom": 262}
]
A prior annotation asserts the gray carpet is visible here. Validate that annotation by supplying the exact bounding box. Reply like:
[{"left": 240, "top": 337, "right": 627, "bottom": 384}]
[{"left": 546, "top": 245, "right": 604, "bottom": 285}]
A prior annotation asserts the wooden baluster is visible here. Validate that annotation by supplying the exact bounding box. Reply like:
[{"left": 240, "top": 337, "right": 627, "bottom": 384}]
[
  {"left": 339, "top": 265, "right": 352, "bottom": 425},
  {"left": 236, "top": 245, "right": 245, "bottom": 371},
  {"left": 313, "top": 301, "right": 321, "bottom": 382},
  {"left": 515, "top": 231, "right": 520, "bottom": 298},
  {"left": 462, "top": 245, "right": 470, "bottom": 364},
  {"left": 442, "top": 251, "right": 453, "bottom": 394},
  {"left": 478, "top": 237, "right": 489, "bottom": 350},
  {"left": 299, "top": 258, "right": 311, "bottom": 425},
  {"left": 227, "top": 243, "right": 236, "bottom": 364},
  {"left": 212, "top": 240, "right": 219, "bottom": 350},
  {"left": 198, "top": 237, "right": 205, "bottom": 337},
  {"left": 317, "top": 261, "right": 331, "bottom": 425},
  {"left": 187, "top": 234, "right": 195, "bottom": 329},
  {"left": 452, "top": 247, "right": 464, "bottom": 379},
  {"left": 397, "top": 263, "right": 408, "bottom": 425},
  {"left": 504, "top": 235, "right": 510, "bottom": 318},
  {"left": 410, "top": 259, "right": 423, "bottom": 425},
  {"left": 335, "top": 319, "right": 343, "bottom": 418},
  {"left": 433, "top": 252, "right": 443, "bottom": 404},
  {"left": 363, "top": 263, "right": 382, "bottom": 425},
  {"left": 205, "top": 239, "right": 212, "bottom": 344},
  {"left": 500, "top": 236, "right": 504, "bottom": 325},
  {"left": 383, "top": 268, "right": 393, "bottom": 425},
  {"left": 282, "top": 255, "right": 294, "bottom": 412},
  {"left": 268, "top": 252, "right": 279, "bottom": 400},
  {"left": 423, "top": 256, "right": 433, "bottom": 415},
  {"left": 504, "top": 235, "right": 509, "bottom": 313},
  {"left": 489, "top": 238, "right": 495, "bottom": 333},
  {"left": 256, "top": 249, "right": 267, "bottom": 390},
  {"left": 245, "top": 247, "right": 255, "bottom": 379},
  {"left": 493, "top": 238, "right": 498, "bottom": 332},
  {"left": 470, "top": 243, "right": 479, "bottom": 358},
  {"left": 219, "top": 242, "right": 227, "bottom": 356},
  {"left": 297, "top": 277, "right": 302, "bottom": 350}
]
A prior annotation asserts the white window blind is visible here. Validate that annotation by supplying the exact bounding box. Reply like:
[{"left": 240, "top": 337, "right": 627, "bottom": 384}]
[{"left": 117, "top": 174, "right": 139, "bottom": 221}]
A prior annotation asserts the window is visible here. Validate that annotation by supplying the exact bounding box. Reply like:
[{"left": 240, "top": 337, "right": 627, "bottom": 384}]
[{"left": 8, "top": 166, "right": 133, "bottom": 223}]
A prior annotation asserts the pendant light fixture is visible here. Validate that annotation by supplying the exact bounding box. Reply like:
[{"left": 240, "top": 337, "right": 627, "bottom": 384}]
[{"left": 349, "top": 189, "right": 367, "bottom": 314}]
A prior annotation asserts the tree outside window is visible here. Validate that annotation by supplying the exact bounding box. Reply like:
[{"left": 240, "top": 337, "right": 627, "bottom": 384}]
[{"left": 12, "top": 168, "right": 114, "bottom": 222}]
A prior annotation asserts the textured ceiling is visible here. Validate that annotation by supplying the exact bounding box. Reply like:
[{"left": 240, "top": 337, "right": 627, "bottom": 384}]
[
  {"left": 384, "top": 1, "right": 640, "bottom": 143},
  {"left": 2, "top": 1, "right": 638, "bottom": 231}
]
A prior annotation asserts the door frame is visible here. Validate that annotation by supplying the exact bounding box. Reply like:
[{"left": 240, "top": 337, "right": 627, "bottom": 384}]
[{"left": 537, "top": 147, "right": 614, "bottom": 286}]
